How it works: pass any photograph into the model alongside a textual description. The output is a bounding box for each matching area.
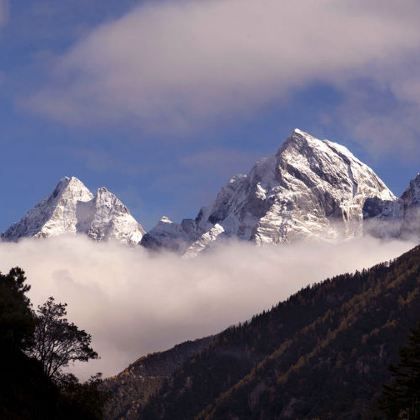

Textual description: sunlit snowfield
[0,235,415,380]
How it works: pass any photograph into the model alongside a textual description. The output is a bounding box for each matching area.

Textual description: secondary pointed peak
[159,216,173,224]
[95,187,129,205]
[401,172,420,203]
[2,175,144,245]
[96,186,112,195]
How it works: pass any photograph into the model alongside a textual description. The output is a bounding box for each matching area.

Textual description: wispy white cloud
[0,235,413,380]
[329,58,420,159]
[25,0,420,135]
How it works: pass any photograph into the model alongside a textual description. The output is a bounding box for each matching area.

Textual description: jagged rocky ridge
[142,129,396,255]
[2,176,145,245]
[3,130,418,251]
[363,173,420,239]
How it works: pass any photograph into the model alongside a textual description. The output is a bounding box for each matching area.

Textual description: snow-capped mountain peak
[144,129,397,254]
[2,177,144,245]
[48,176,94,207]
[2,176,93,240]
[195,129,395,244]
[85,187,144,245]
[4,130,412,255]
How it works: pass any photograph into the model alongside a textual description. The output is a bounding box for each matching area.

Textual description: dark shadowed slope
[103,337,213,419]
[135,245,420,420]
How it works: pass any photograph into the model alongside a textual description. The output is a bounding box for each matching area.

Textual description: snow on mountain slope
[144,129,396,254]
[363,173,420,239]
[2,177,145,245]
[76,187,145,245]
[2,177,93,240]
[197,129,395,244]
[3,130,401,253]
[183,224,225,259]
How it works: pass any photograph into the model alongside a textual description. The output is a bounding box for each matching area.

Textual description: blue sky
[1,0,420,231]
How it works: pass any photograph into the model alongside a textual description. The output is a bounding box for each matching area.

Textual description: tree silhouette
[0,267,34,352]
[28,297,98,380]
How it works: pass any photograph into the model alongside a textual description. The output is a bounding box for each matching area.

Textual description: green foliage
[380,323,420,419]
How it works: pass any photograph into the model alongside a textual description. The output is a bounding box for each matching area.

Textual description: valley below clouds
[0,235,415,380]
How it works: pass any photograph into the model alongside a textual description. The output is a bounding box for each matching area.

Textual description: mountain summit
[3,130,408,251]
[143,129,395,254]
[2,177,145,245]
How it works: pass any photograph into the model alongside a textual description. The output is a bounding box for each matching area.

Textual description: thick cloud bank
[0,235,414,380]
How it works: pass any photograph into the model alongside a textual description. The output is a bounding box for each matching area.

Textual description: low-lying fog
[0,235,415,380]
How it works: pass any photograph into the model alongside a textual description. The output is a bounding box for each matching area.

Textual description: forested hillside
[131,245,420,420]
[104,337,213,419]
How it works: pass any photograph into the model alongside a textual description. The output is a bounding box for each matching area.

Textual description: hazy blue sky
[1,0,420,230]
